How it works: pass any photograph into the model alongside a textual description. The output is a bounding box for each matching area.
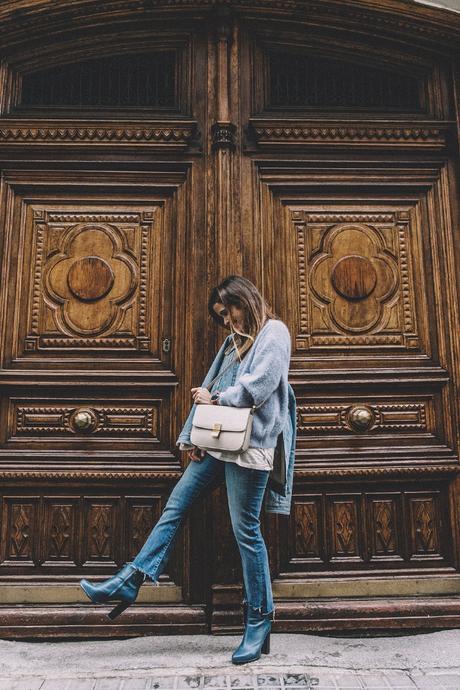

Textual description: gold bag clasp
[211,422,222,438]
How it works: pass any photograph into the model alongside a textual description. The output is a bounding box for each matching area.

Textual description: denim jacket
[176,334,297,515]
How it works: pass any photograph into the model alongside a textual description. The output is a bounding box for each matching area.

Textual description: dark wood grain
[0,0,459,637]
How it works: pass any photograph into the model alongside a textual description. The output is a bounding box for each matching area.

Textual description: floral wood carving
[294,502,320,557]
[26,210,156,352]
[127,504,162,560]
[371,499,398,556]
[8,503,34,559]
[332,500,359,557]
[48,504,73,560]
[293,210,419,350]
[411,498,439,555]
[88,504,114,560]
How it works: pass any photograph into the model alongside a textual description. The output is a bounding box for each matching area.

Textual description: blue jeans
[132,452,274,617]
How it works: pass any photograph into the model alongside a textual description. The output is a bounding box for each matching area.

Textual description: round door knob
[71,408,97,432]
[348,406,374,432]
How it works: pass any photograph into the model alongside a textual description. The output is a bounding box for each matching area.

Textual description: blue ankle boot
[80,563,146,620]
[232,607,272,664]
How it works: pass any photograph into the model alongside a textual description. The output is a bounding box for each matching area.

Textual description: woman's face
[213,302,245,332]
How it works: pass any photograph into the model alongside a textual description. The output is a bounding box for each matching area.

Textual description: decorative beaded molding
[0,466,454,481]
[139,225,149,338]
[297,402,427,434]
[0,470,182,480]
[293,465,459,479]
[306,214,395,223]
[0,122,196,148]
[15,405,157,436]
[47,213,142,223]
[250,121,448,148]
[29,337,138,349]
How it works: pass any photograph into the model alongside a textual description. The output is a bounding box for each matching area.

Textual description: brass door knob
[348,406,374,432]
[71,408,97,432]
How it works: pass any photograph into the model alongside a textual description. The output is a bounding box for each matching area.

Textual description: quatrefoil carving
[44,223,137,336]
[310,224,398,333]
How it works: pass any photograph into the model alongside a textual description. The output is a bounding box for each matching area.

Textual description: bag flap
[193,405,253,432]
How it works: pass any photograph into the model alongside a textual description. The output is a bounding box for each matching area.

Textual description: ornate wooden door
[0,1,459,637]
[206,12,460,632]
[0,23,213,636]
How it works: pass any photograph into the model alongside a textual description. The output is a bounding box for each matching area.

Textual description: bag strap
[205,355,239,392]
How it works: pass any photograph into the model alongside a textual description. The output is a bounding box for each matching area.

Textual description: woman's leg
[224,463,274,618]
[80,452,224,619]
[132,452,224,582]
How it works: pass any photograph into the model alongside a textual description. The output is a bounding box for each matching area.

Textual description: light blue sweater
[217,319,291,447]
[176,318,297,514]
[177,319,291,449]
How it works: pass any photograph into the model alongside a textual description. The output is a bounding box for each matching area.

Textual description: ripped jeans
[132,452,274,618]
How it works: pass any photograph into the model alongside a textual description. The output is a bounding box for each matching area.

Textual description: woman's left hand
[191,387,213,404]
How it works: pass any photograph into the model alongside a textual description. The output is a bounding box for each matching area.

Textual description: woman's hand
[191,387,213,405]
[188,446,205,462]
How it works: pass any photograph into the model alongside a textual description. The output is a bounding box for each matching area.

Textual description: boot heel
[262,632,270,654]
[108,601,130,620]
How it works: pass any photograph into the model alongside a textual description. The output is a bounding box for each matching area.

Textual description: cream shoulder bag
[190,349,266,453]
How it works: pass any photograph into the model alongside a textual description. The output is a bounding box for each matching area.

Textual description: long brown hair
[208,275,278,359]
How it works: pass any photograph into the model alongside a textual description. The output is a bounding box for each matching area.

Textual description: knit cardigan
[176,319,297,514]
[217,319,290,447]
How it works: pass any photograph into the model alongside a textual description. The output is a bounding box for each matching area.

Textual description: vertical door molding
[209,9,242,279]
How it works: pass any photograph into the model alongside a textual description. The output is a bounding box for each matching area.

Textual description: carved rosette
[312,224,397,331]
[293,211,419,350]
[211,122,236,149]
[25,209,156,352]
[45,224,136,336]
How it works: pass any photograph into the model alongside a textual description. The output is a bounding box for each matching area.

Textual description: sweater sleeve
[218,321,291,408]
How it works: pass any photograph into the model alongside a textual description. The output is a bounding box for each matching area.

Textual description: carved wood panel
[0,165,196,382]
[1,195,173,364]
[0,497,39,564]
[290,207,422,352]
[368,495,403,562]
[126,497,163,562]
[0,494,177,580]
[3,395,167,453]
[39,498,80,565]
[235,22,460,611]
[0,29,203,615]
[279,485,453,575]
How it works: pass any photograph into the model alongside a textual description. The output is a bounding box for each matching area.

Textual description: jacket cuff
[179,442,194,450]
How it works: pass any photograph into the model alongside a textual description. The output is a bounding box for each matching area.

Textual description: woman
[80,275,294,665]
